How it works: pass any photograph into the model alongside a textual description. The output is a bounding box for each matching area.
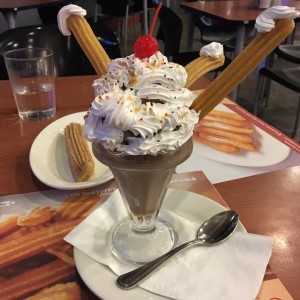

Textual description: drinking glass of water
[4,48,56,120]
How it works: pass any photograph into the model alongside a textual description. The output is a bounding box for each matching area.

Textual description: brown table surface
[0,0,65,9]
[180,0,300,22]
[1,75,300,299]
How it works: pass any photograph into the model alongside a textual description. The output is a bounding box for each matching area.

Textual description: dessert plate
[29,112,113,190]
[74,189,246,300]
[193,104,291,167]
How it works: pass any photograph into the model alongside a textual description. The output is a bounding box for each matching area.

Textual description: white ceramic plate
[29,112,113,190]
[193,104,291,167]
[74,189,246,300]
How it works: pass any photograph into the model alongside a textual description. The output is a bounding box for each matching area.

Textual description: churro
[58,5,110,76]
[0,218,82,268]
[194,134,239,153]
[185,55,225,89]
[0,259,76,300]
[47,242,75,266]
[25,282,81,300]
[191,15,297,117]
[17,206,58,226]
[0,216,19,237]
[198,132,256,151]
[185,42,225,89]
[200,120,254,134]
[199,126,254,144]
[64,123,95,182]
[57,194,101,220]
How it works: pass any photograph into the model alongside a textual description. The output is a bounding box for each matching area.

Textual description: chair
[183,0,255,56]
[0,23,121,80]
[157,5,231,70]
[94,0,131,54]
[253,45,300,138]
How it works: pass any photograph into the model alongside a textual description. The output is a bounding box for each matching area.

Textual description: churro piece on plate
[199,126,254,144]
[25,282,81,300]
[198,132,256,151]
[208,110,246,121]
[185,42,225,89]
[199,120,254,134]
[0,218,82,268]
[58,4,110,76]
[194,134,239,153]
[64,123,95,182]
[0,260,76,300]
[191,7,300,118]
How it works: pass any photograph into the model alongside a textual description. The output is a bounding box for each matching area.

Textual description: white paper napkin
[65,190,273,300]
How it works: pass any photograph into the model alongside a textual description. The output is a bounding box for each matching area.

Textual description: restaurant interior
[1,0,299,141]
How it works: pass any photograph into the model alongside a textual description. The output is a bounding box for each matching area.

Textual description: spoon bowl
[117,210,239,289]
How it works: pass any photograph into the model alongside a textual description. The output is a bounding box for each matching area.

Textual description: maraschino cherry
[134,2,162,58]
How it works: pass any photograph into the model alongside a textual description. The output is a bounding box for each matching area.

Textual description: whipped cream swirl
[84,51,199,155]
[200,42,224,58]
[255,6,300,33]
[57,4,86,36]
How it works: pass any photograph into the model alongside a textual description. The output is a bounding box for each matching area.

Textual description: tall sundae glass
[84,50,198,264]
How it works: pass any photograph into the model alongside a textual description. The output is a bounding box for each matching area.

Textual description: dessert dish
[58,4,110,76]
[191,6,300,117]
[64,122,95,182]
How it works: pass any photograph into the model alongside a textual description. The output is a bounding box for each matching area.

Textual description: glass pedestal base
[107,217,177,265]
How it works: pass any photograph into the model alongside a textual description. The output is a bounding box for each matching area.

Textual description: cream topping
[57,4,86,36]
[255,6,300,33]
[199,42,224,58]
[84,51,199,155]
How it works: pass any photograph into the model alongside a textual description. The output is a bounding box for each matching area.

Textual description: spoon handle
[117,239,198,289]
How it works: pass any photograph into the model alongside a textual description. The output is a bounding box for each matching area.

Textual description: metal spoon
[117,210,239,289]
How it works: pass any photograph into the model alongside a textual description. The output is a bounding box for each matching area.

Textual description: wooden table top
[0,0,65,10]
[181,0,300,22]
[0,75,299,298]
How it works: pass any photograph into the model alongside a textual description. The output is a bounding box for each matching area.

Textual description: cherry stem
[149,2,162,37]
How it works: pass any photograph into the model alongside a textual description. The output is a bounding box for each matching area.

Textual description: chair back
[0,23,121,80]
[156,5,182,59]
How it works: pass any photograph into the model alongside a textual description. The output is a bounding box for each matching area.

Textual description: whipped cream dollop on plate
[84,51,199,155]
[255,5,300,33]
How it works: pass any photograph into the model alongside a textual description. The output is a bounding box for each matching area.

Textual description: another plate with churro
[30,112,113,190]
[193,104,291,167]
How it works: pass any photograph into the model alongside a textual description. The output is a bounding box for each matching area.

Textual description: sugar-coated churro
[191,7,299,117]
[25,282,81,300]
[0,218,82,268]
[58,5,110,76]
[64,123,95,182]
[0,260,76,300]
